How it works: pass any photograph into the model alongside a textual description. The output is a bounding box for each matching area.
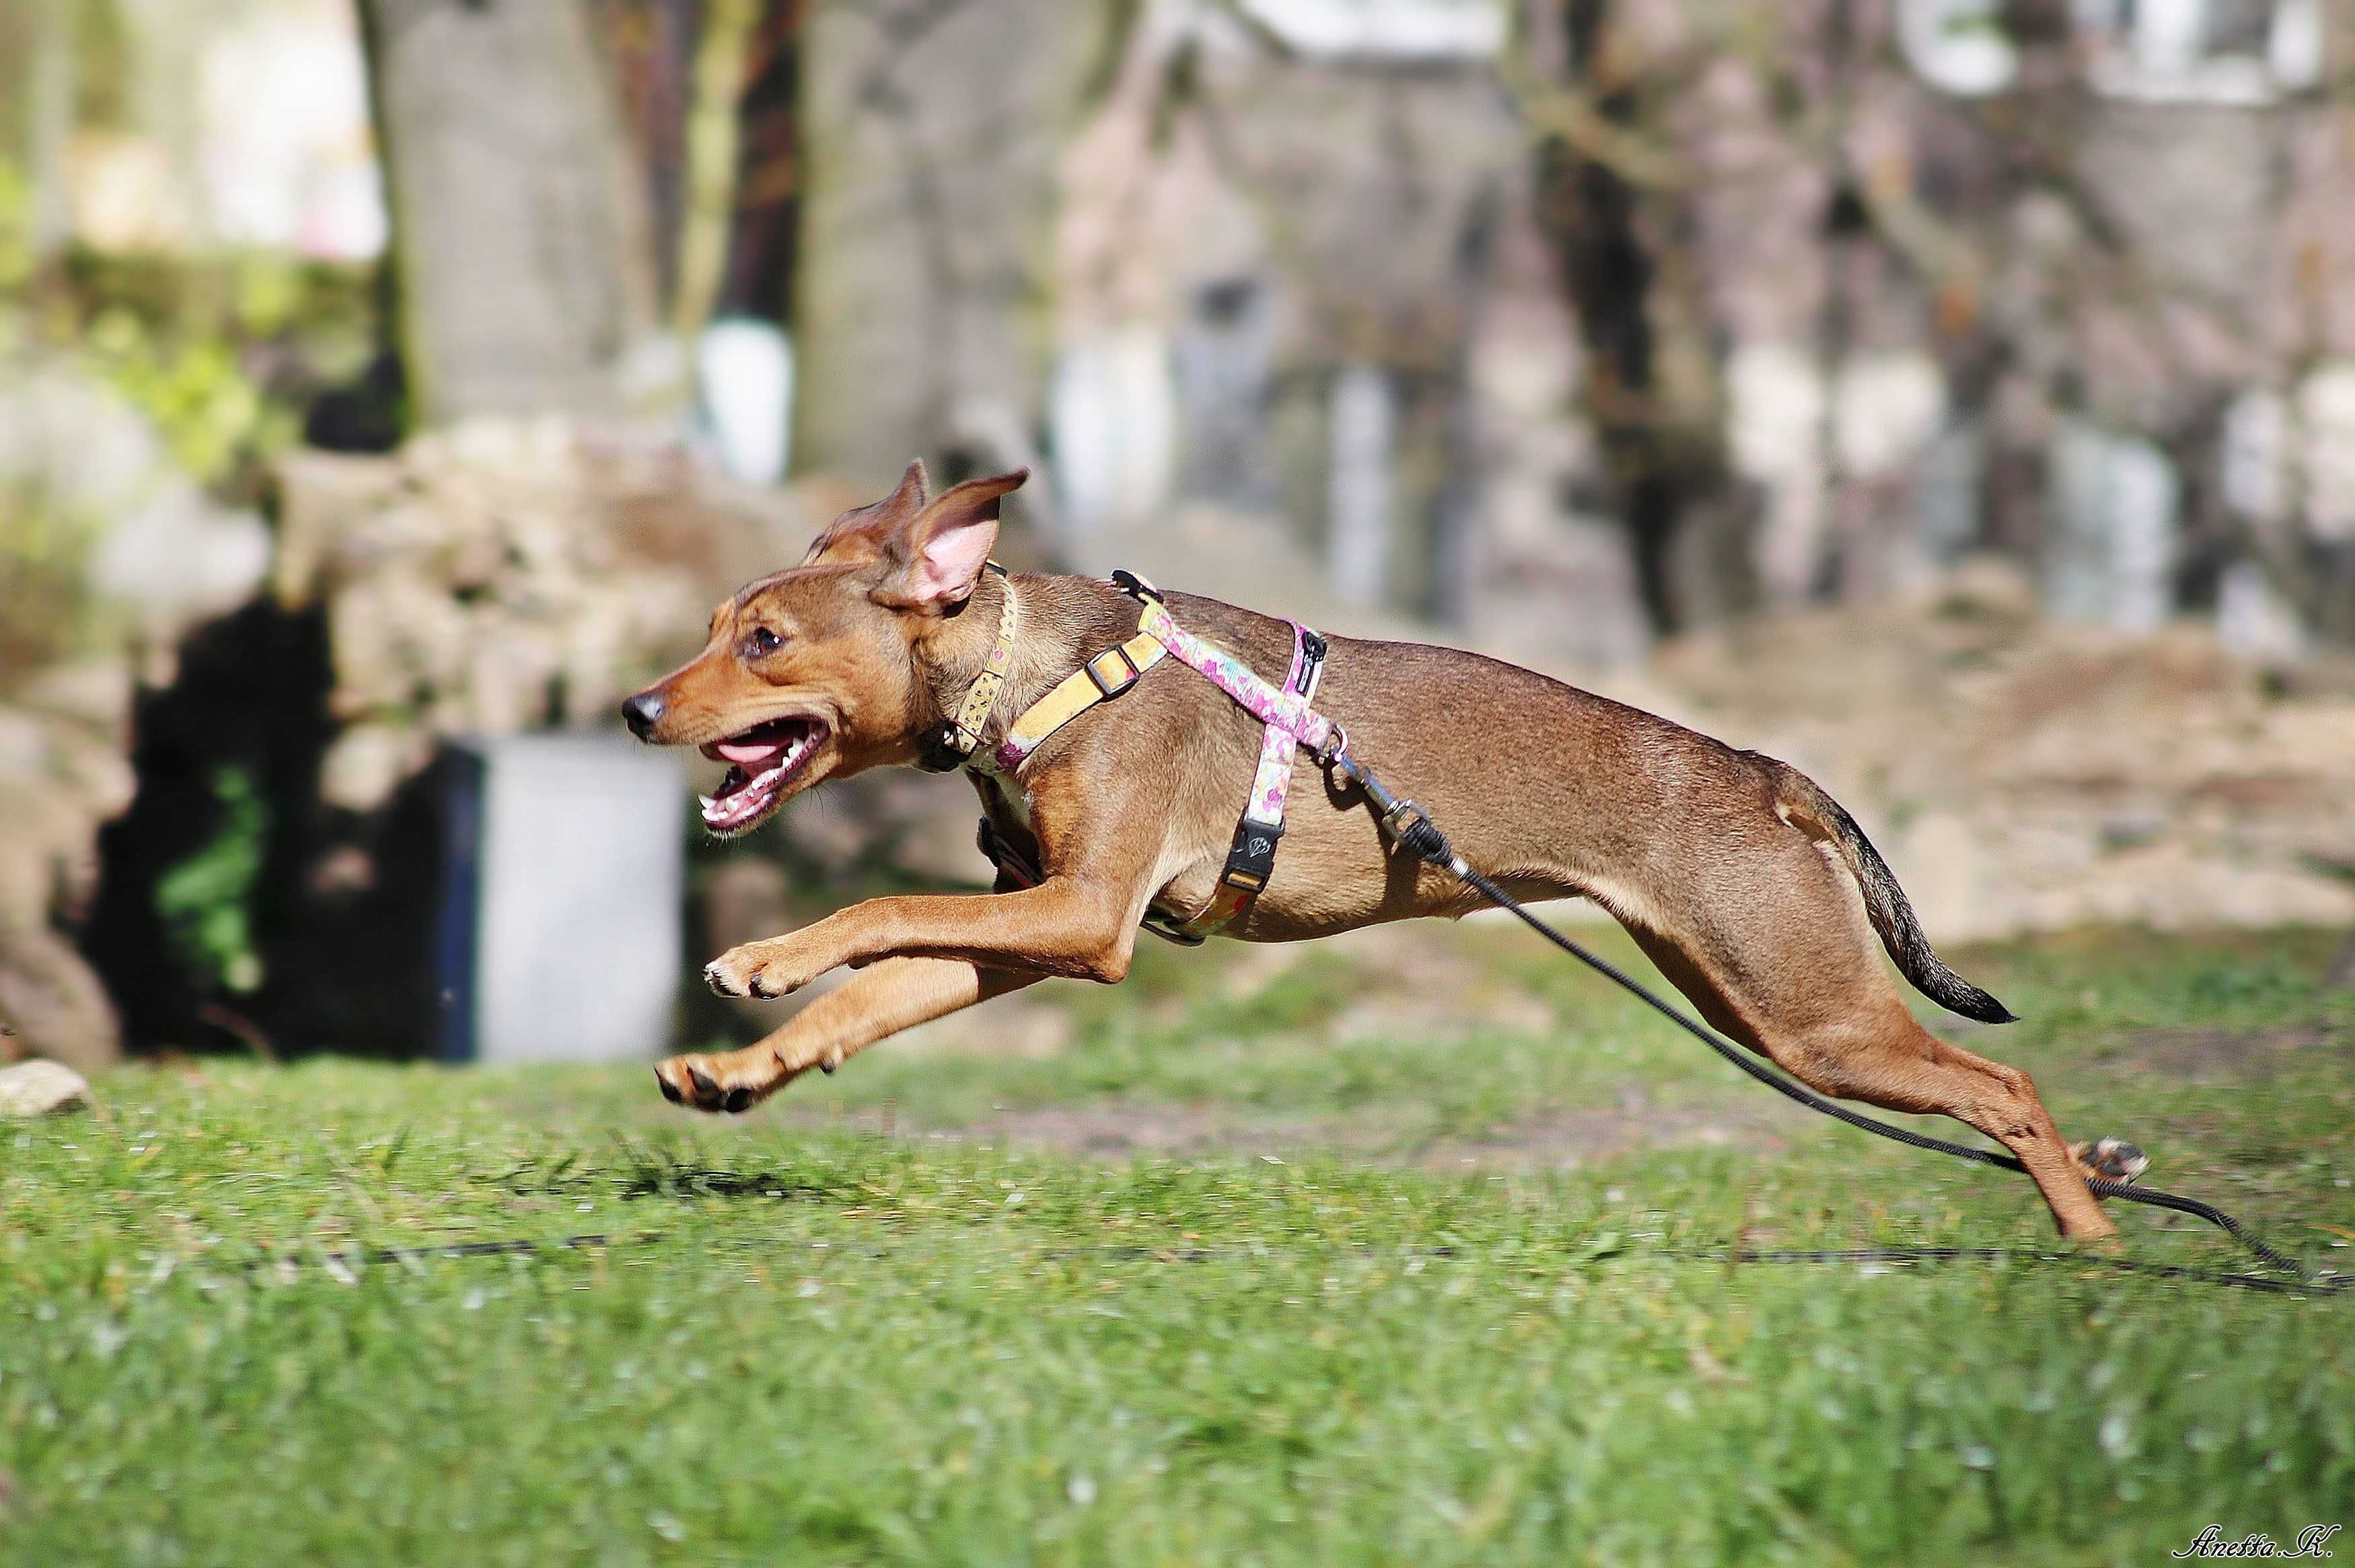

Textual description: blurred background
[3,0,2353,1078]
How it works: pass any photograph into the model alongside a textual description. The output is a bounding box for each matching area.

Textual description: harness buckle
[1085,644,1145,697]
[1220,817,1282,893]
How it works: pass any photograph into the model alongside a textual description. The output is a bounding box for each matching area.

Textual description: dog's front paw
[655,1049,773,1113]
[703,940,811,1000]
[655,1041,842,1113]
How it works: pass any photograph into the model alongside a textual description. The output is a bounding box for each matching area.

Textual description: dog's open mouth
[698,716,829,832]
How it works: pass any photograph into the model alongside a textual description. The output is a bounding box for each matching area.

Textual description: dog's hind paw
[2075,1137,2150,1185]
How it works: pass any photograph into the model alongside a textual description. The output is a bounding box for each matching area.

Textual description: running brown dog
[622,462,2143,1240]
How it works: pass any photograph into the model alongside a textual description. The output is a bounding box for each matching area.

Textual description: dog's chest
[968,760,1217,922]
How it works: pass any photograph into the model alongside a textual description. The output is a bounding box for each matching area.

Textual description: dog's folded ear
[873,468,1028,610]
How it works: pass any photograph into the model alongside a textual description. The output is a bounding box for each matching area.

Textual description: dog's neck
[910,568,1012,733]
[913,572,1140,759]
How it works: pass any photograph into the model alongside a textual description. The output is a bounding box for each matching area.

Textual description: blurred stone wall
[0,361,275,1070]
[275,420,818,812]
[0,663,134,1073]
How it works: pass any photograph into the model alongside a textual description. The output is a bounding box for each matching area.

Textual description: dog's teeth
[698,795,717,811]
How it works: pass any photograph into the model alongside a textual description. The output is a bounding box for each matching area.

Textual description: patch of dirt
[799,1086,1817,1172]
[2093,1024,2344,1083]
[1639,573,2355,941]
[1408,1095,1815,1172]
[912,1106,1325,1161]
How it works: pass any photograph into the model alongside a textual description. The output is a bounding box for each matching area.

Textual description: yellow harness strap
[992,622,1169,770]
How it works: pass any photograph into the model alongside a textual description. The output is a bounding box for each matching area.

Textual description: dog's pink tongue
[713,735,789,768]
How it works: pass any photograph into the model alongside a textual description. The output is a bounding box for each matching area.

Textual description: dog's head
[622,460,1027,837]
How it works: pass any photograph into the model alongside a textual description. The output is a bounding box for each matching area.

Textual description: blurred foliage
[0,157,96,681]
[154,765,270,996]
[1,151,384,682]
[60,250,380,497]
[81,310,291,490]
[67,0,133,130]
[0,160,33,299]
[0,498,98,681]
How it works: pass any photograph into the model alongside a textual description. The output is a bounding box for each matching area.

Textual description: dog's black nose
[622,689,667,740]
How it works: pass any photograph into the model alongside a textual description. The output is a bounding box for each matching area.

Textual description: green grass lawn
[3,926,2352,1565]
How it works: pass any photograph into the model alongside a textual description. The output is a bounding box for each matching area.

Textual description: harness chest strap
[1145,614,1325,943]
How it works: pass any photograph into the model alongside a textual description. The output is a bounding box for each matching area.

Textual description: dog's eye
[744,626,783,658]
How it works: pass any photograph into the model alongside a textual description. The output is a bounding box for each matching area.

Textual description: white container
[456,733,685,1064]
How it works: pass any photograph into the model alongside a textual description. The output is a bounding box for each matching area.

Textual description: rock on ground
[0,1059,92,1118]
[0,927,122,1075]
[0,663,134,1074]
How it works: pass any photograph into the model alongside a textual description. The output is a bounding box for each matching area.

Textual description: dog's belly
[1195,799,1611,944]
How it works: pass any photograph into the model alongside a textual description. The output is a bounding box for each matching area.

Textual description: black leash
[1319,744,2315,1280]
[1693,1246,2349,1296]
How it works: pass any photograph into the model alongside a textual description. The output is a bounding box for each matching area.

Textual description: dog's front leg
[658,956,1040,1112]
[704,877,1146,998]
[708,763,1165,997]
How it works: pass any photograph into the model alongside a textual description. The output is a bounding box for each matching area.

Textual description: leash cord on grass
[1324,749,2314,1279]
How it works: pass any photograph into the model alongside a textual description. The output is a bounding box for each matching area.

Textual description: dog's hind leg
[1618,840,2117,1241]
[1808,1014,2117,1242]
[656,957,1040,1113]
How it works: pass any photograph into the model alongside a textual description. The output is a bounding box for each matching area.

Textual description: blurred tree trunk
[2303,1,2355,644]
[1529,0,1751,634]
[589,0,702,316]
[355,0,663,426]
[668,0,760,340]
[715,0,806,327]
[789,0,1110,489]
[0,0,79,274]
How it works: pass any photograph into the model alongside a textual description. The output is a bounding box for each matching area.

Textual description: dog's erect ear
[874,468,1028,610]
[805,459,931,562]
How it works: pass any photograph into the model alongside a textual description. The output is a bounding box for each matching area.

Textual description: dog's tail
[1764,759,2018,1024]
